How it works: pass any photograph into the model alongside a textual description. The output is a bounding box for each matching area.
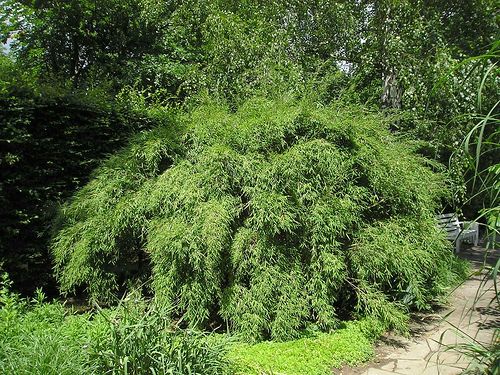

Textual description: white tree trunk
[381,66,402,110]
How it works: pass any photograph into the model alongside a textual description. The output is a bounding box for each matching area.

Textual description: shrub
[52,96,466,341]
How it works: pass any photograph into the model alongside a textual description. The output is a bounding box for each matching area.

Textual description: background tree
[1,0,498,300]
[1,0,177,88]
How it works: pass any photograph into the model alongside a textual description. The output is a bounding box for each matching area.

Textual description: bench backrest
[436,213,461,240]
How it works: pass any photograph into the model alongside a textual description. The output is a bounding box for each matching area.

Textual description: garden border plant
[0,272,235,375]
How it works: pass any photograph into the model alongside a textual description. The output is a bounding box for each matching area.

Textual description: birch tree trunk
[381,66,402,110]
[378,2,403,111]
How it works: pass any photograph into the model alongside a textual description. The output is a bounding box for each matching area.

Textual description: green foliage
[52,96,465,341]
[461,43,500,221]
[0,275,234,375]
[350,0,499,171]
[1,0,167,87]
[231,320,377,375]
[0,273,97,375]
[0,57,164,294]
[443,39,500,375]
[0,271,386,375]
[87,295,234,375]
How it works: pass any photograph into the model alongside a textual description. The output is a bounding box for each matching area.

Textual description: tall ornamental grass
[444,39,500,375]
[0,273,96,375]
[52,96,467,342]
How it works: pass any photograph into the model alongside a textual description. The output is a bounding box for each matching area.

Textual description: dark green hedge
[0,58,157,294]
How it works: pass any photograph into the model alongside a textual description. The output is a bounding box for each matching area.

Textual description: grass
[0,272,389,375]
[0,273,234,375]
[0,275,97,375]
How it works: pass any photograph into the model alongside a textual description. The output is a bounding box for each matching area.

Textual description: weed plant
[52,96,468,341]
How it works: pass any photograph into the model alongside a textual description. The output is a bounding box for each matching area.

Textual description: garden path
[336,241,500,375]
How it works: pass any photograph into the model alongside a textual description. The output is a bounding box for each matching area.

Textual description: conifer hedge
[52,97,464,341]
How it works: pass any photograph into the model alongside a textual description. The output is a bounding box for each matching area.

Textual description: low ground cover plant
[51,96,468,342]
[231,318,383,375]
[0,273,234,375]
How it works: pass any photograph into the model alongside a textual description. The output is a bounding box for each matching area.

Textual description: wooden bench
[436,213,479,253]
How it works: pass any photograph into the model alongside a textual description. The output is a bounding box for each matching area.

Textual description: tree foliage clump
[52,97,465,342]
